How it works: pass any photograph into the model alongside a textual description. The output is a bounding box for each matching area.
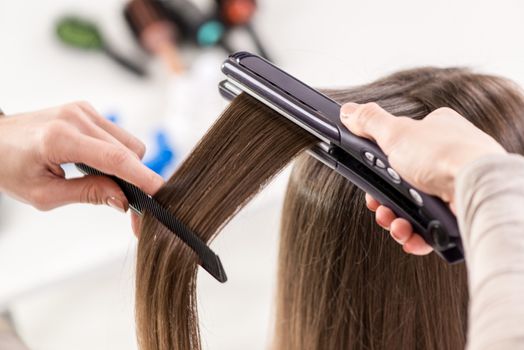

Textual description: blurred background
[0,0,523,349]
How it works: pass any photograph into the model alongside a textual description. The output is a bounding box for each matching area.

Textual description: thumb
[46,175,129,212]
[340,102,400,151]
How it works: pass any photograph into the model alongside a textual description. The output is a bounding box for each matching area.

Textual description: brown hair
[136,93,317,350]
[136,68,524,350]
[275,67,524,350]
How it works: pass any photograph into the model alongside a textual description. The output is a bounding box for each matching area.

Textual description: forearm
[455,154,524,349]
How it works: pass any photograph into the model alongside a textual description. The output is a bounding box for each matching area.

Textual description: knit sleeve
[455,153,524,350]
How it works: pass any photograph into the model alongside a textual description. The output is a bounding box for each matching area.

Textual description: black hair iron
[219,51,464,264]
[74,163,227,283]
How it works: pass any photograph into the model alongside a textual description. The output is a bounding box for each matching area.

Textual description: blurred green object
[56,16,146,77]
[56,17,104,50]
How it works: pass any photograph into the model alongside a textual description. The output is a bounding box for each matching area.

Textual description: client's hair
[136,94,317,350]
[136,68,524,350]
[275,68,524,350]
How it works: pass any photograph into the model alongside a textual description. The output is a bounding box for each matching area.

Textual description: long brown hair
[136,93,317,350]
[275,67,524,350]
[136,68,524,350]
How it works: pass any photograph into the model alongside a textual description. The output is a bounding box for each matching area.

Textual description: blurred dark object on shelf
[215,0,270,59]
[123,0,271,62]
[124,0,185,73]
[216,0,256,26]
[156,0,225,47]
[55,16,148,77]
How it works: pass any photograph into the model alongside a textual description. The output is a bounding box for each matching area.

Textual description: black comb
[74,163,227,283]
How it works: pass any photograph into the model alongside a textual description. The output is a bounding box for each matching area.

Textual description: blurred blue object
[104,114,174,177]
[144,130,176,177]
[105,113,119,124]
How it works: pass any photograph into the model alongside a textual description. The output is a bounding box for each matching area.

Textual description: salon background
[0,0,523,349]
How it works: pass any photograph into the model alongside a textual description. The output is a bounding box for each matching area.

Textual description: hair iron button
[364,151,375,164]
[375,159,386,169]
[386,167,401,183]
[409,188,424,206]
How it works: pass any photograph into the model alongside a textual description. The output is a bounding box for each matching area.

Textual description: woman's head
[135,67,524,350]
[275,67,524,350]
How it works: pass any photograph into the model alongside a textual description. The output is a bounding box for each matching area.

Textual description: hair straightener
[219,51,464,264]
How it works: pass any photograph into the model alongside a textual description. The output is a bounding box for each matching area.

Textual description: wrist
[439,149,507,205]
[451,151,507,198]
[452,148,506,177]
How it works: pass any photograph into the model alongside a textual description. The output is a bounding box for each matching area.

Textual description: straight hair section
[136,93,317,350]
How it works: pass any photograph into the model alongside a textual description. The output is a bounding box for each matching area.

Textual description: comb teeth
[75,163,228,283]
[142,192,228,283]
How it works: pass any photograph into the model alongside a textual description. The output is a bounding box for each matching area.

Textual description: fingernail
[391,230,406,244]
[153,174,165,193]
[107,196,127,213]
[340,102,359,119]
[376,219,389,231]
[390,230,400,241]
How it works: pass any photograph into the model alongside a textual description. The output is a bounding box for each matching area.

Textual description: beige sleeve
[455,153,524,350]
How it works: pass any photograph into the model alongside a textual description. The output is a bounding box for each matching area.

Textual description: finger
[58,104,142,160]
[340,102,408,153]
[36,175,129,211]
[389,218,414,244]
[60,134,164,195]
[403,233,434,255]
[365,193,380,212]
[449,201,457,215]
[78,103,146,159]
[375,205,396,230]
[74,118,140,159]
[131,212,142,238]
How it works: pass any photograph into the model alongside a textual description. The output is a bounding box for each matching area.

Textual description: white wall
[0,1,523,349]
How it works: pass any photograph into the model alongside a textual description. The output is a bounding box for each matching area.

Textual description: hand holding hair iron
[75,163,227,283]
[219,51,464,263]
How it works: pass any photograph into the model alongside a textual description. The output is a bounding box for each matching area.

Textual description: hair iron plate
[219,51,464,264]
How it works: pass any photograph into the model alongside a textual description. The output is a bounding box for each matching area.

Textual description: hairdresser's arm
[340,102,524,349]
[0,102,164,211]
